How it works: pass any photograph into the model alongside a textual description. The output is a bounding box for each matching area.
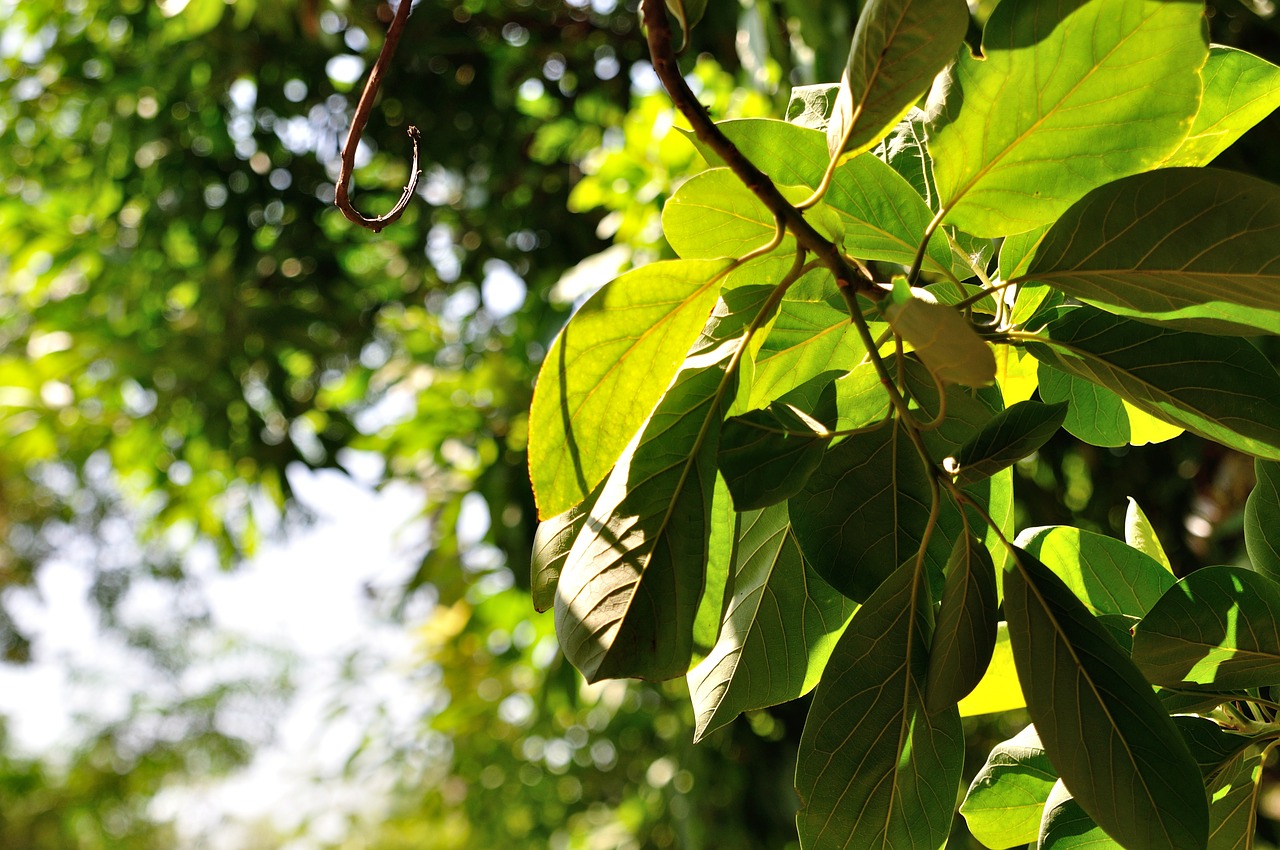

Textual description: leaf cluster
[529,0,1280,846]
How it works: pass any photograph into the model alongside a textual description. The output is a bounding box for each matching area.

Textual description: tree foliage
[529,0,1280,846]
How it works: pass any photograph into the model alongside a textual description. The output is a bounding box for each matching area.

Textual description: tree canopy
[6,0,1280,847]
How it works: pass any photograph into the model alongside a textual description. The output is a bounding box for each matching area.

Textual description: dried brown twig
[334,0,420,232]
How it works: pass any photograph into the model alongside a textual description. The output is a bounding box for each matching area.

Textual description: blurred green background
[3,0,1280,846]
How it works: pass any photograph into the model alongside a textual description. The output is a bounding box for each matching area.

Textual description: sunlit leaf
[825,0,968,161]
[960,725,1056,850]
[795,560,962,850]
[1025,306,1280,461]
[1003,546,1208,850]
[554,342,736,682]
[883,278,995,387]
[706,120,958,275]
[925,534,998,712]
[958,622,1026,716]
[1016,525,1175,618]
[1125,497,1174,576]
[1132,565,1280,690]
[928,0,1207,237]
[786,83,842,131]
[529,259,730,518]
[1020,168,1280,336]
[687,503,856,740]
[1164,45,1280,167]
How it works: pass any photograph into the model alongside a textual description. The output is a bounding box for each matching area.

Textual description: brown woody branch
[334,0,420,232]
[640,0,877,298]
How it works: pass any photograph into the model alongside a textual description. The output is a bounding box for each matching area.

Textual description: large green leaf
[960,724,1056,849]
[707,120,958,275]
[795,560,963,849]
[554,342,735,682]
[928,0,1207,237]
[1025,306,1280,461]
[687,503,856,740]
[925,533,998,712]
[1164,45,1280,168]
[1132,565,1280,690]
[1020,168,1280,336]
[1244,460,1280,581]
[1003,546,1208,850]
[1037,781,1122,849]
[1016,525,1175,619]
[1037,363,1183,447]
[529,259,729,518]
[748,287,870,409]
[790,416,961,601]
[953,400,1066,485]
[958,622,1027,716]
[662,169,802,260]
[825,0,969,160]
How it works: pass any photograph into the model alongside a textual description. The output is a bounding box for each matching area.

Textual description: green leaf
[664,0,707,48]
[824,155,960,276]
[953,400,1066,485]
[1025,306,1280,461]
[531,500,590,613]
[1038,363,1184,448]
[554,342,736,682]
[1003,546,1208,850]
[1038,780,1123,849]
[692,474,736,659]
[1125,497,1174,576]
[748,285,871,409]
[1132,565,1280,690]
[883,278,996,387]
[709,120,959,275]
[718,402,830,511]
[1244,460,1280,581]
[1020,168,1280,336]
[1164,45,1280,168]
[928,0,1207,237]
[1016,525,1175,619]
[795,560,963,850]
[1175,716,1257,777]
[786,83,842,131]
[998,224,1051,283]
[1037,364,1128,447]
[826,0,969,161]
[958,621,1027,716]
[662,169,793,260]
[925,534,998,712]
[791,417,960,601]
[1206,745,1265,850]
[961,725,1056,849]
[687,503,856,740]
[873,114,935,207]
[529,259,730,518]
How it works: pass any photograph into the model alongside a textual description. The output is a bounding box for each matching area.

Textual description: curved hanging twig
[334,0,420,232]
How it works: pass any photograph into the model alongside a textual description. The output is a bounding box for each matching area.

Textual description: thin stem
[641,0,878,301]
[907,208,946,286]
[334,0,420,232]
